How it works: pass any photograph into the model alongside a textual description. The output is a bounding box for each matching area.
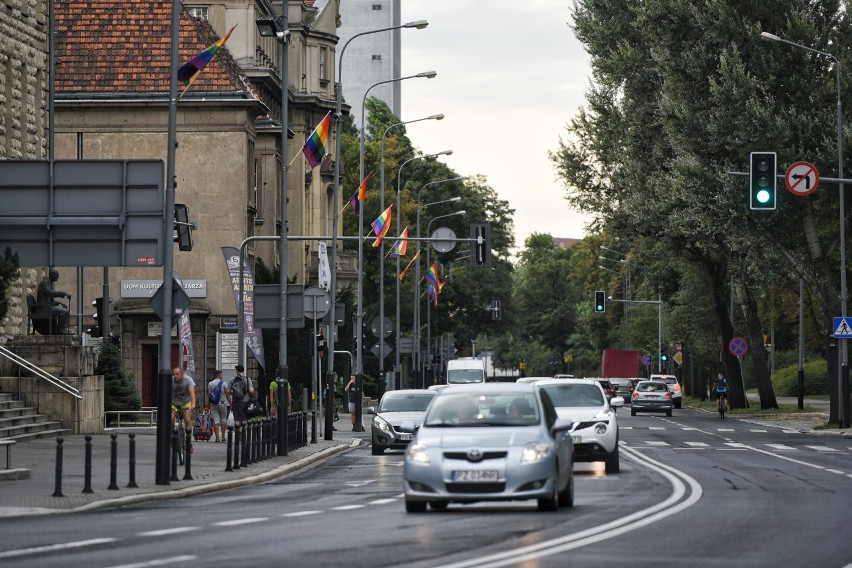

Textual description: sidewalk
[0,418,372,518]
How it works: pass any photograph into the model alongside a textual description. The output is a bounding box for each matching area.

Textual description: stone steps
[0,392,69,442]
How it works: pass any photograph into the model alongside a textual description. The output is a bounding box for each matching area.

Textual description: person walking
[269,369,292,416]
[226,364,254,430]
[206,369,228,442]
[344,374,360,431]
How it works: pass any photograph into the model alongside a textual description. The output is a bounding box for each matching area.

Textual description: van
[446,357,486,385]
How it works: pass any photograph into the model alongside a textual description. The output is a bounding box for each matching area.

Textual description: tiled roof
[55,0,248,96]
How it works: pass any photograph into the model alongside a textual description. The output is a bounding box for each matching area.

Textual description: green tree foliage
[97,340,141,412]
[0,247,20,320]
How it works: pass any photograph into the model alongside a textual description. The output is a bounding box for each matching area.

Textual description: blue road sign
[728,336,748,357]
[642,354,652,366]
[833,317,852,338]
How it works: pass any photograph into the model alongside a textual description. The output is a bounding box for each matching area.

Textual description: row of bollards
[224,416,280,472]
[52,434,139,498]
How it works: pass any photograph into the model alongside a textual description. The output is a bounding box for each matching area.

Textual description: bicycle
[173,406,191,465]
[717,392,728,419]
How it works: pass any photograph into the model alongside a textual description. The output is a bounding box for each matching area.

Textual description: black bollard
[253,419,261,462]
[249,419,257,464]
[127,433,138,488]
[82,435,94,494]
[108,433,119,490]
[225,425,234,472]
[270,416,277,455]
[52,437,64,497]
[240,422,248,467]
[183,429,193,481]
[170,426,179,482]
[233,425,241,470]
[261,418,269,460]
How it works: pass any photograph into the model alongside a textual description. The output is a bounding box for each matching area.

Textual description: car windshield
[539,384,605,407]
[447,369,483,384]
[378,393,434,413]
[424,392,540,427]
[638,382,668,392]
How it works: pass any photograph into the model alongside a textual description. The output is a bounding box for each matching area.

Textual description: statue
[35,268,71,335]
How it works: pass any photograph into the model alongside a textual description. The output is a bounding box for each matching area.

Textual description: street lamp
[355,72,436,426]
[326,19,429,439]
[378,115,443,394]
[760,30,849,427]
[425,209,466,385]
[256,8,291,454]
[394,150,452,388]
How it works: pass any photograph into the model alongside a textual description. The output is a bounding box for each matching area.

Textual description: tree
[0,247,19,321]
[97,340,141,412]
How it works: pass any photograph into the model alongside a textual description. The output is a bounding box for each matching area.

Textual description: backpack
[209,380,224,405]
[230,376,246,400]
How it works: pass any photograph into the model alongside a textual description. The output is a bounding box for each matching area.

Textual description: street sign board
[832,317,852,338]
[303,287,331,320]
[253,284,305,329]
[0,160,165,266]
[642,354,652,366]
[673,351,683,365]
[728,336,748,357]
[431,227,457,253]
[370,316,393,338]
[784,161,819,196]
[149,277,191,321]
[370,342,393,360]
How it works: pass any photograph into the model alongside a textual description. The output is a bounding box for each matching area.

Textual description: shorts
[210,403,228,424]
[231,399,248,423]
[348,401,356,413]
[171,401,192,413]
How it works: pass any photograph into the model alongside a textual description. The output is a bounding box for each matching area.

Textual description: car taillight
[665,392,672,399]
[629,387,634,392]
[632,392,639,399]
[607,388,615,394]
[673,384,681,391]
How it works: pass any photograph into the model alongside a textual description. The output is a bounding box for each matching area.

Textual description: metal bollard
[127,433,138,488]
[225,425,234,472]
[303,412,308,445]
[270,416,277,456]
[241,422,248,467]
[82,435,94,494]
[261,418,269,460]
[250,419,258,463]
[254,419,261,462]
[52,437,64,497]
[233,425,242,470]
[108,433,119,490]
[183,429,193,481]
[170,426,179,482]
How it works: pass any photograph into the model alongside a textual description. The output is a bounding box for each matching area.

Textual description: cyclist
[713,372,728,412]
[171,365,197,435]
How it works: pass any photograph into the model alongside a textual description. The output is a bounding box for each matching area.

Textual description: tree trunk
[737,283,778,409]
[701,258,745,408]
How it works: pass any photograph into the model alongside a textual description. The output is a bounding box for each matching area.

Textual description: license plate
[571,436,582,444]
[398,433,414,441]
[451,470,498,482]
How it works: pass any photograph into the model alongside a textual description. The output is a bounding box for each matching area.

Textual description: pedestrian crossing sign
[832,317,852,338]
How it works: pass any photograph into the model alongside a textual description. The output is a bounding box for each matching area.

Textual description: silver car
[371,390,436,455]
[403,383,574,512]
[631,380,674,416]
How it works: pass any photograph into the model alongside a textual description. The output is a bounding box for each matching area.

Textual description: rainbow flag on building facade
[302,111,332,168]
[178,25,237,97]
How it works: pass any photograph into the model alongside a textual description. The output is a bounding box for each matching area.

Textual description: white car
[535,379,623,473]
[650,374,682,408]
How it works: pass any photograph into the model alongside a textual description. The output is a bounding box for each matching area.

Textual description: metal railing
[0,344,82,400]
[105,407,158,427]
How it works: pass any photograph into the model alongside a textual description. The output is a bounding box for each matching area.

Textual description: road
[1,408,850,568]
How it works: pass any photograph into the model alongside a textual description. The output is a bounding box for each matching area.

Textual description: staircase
[0,392,69,442]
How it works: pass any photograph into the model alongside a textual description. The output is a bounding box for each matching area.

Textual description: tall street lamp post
[394,150,452,388]
[760,31,849,427]
[424,209,466,384]
[256,5,291,455]
[326,19,428,439]
[378,115,443,394]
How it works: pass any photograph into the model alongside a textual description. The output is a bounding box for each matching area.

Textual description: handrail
[0,344,82,400]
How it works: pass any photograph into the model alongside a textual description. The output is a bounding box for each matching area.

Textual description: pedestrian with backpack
[206,369,228,442]
[226,364,254,430]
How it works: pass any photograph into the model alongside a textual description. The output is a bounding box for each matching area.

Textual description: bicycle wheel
[718,399,725,419]
[177,423,186,465]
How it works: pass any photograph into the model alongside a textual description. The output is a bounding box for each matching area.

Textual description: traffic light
[749,152,777,210]
[89,297,105,338]
[492,299,501,320]
[175,203,193,251]
[470,223,492,266]
[594,291,606,313]
[661,348,668,362]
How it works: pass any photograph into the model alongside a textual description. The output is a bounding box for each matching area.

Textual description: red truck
[601,349,640,379]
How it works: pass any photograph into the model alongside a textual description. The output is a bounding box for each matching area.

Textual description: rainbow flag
[425,262,443,291]
[303,111,332,168]
[371,205,393,247]
[348,172,373,216]
[178,25,237,96]
[389,228,410,258]
[426,284,438,306]
[399,251,420,280]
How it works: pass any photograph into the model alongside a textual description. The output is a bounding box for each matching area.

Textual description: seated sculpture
[31,268,71,335]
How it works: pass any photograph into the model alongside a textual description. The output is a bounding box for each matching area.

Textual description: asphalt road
[1,407,850,568]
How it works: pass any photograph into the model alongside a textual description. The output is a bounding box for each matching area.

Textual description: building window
[319,47,328,82]
[371,54,382,61]
[187,6,208,19]
[372,4,382,10]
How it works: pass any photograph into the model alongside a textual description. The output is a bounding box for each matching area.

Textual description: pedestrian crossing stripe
[806,446,839,452]
[833,317,852,337]
[766,444,795,450]
[683,442,709,447]
[644,441,670,446]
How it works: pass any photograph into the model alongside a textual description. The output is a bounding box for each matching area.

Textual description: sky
[398,0,594,252]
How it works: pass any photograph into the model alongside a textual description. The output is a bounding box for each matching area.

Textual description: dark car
[370,390,436,455]
[608,378,635,403]
[586,378,616,402]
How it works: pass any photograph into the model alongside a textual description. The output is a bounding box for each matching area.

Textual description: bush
[96,340,142,412]
[772,359,829,397]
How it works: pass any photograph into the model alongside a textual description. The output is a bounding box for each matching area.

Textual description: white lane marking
[105,557,197,568]
[826,469,845,475]
[212,517,268,527]
[344,479,376,487]
[281,511,321,517]
[644,441,669,446]
[806,446,839,452]
[435,446,702,568]
[332,504,365,511]
[683,442,709,447]
[649,427,665,430]
[717,428,735,432]
[620,426,633,430]
[725,443,748,448]
[0,538,117,560]
[369,498,397,505]
[782,430,800,434]
[682,427,699,431]
[750,429,768,433]
[139,527,199,537]
[766,444,796,450]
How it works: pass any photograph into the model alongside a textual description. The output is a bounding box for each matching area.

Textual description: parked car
[608,378,635,403]
[631,380,673,416]
[370,390,436,455]
[536,379,623,473]
[403,383,575,512]
[585,377,617,402]
[649,374,682,408]
[515,377,554,384]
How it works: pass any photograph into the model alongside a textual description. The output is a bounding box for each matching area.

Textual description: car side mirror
[551,417,574,434]
[610,396,625,408]
[365,406,377,415]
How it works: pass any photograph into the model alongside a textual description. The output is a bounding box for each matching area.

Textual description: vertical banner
[221,247,266,370]
[317,241,331,291]
[173,271,196,380]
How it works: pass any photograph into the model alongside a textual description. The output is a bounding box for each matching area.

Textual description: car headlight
[372,416,392,433]
[521,442,551,463]
[594,423,607,435]
[407,443,430,463]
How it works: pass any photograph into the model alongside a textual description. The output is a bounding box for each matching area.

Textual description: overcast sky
[398,0,594,251]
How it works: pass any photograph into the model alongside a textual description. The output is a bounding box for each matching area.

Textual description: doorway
[141,344,178,407]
